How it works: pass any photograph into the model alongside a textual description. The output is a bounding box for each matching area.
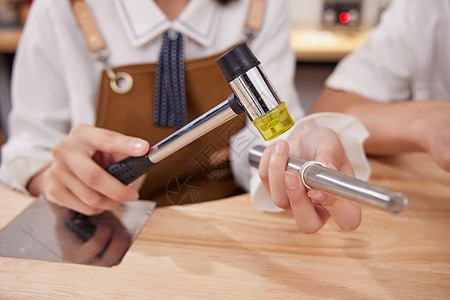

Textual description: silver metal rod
[148,100,237,163]
[248,145,408,213]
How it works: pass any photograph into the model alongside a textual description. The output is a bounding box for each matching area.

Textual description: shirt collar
[114,0,220,48]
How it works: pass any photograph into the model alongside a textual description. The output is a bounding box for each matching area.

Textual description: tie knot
[166,30,181,41]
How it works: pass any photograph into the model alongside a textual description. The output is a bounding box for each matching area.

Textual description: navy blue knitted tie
[154,30,187,130]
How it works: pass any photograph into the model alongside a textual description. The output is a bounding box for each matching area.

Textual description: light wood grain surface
[290,27,369,62]
[0,153,449,299]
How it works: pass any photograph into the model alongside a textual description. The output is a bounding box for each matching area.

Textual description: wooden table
[0,153,449,299]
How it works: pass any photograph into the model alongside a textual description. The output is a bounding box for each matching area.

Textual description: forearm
[310,88,438,155]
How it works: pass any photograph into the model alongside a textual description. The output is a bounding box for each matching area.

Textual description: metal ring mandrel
[298,160,326,189]
[248,145,408,214]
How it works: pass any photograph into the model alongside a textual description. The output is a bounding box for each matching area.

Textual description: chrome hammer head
[217,43,295,141]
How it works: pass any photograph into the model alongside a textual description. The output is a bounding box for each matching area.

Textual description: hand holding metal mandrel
[248,146,407,213]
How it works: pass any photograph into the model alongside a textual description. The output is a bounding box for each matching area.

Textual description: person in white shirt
[311,0,450,172]
[1,0,369,233]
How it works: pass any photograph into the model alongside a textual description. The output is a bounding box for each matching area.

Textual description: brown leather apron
[70,0,266,206]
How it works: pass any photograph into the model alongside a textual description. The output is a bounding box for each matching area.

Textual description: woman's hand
[28,124,149,215]
[259,127,361,233]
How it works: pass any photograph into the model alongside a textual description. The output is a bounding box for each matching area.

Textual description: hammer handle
[106,155,156,185]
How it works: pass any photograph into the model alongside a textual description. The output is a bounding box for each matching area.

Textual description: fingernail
[274,141,287,154]
[129,139,146,151]
[284,172,298,189]
[308,190,326,202]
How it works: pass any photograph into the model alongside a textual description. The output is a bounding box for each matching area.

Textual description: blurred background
[0,0,391,146]
[289,0,391,112]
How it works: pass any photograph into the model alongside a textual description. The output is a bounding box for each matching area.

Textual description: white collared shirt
[1,0,370,212]
[326,0,450,102]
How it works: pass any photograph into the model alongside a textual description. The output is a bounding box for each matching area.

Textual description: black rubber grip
[106,155,156,185]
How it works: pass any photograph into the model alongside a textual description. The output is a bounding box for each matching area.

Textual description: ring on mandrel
[299,161,326,189]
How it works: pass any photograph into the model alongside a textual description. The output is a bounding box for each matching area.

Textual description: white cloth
[1,0,370,212]
[326,0,450,103]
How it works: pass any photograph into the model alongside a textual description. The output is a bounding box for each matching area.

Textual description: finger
[268,141,291,209]
[284,170,327,233]
[308,162,361,231]
[53,165,121,211]
[58,124,147,201]
[70,124,149,157]
[301,130,361,230]
[75,153,140,202]
[258,145,274,193]
[53,145,140,203]
[308,188,361,231]
[312,204,331,224]
[309,132,354,177]
[46,181,104,216]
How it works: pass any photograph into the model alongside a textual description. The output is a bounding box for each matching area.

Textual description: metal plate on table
[0,195,156,267]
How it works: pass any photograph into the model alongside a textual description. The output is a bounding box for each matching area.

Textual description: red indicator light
[339,12,350,24]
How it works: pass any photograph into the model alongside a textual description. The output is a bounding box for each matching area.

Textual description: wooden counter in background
[0,152,449,299]
[0,29,21,54]
[1,27,370,61]
[290,27,370,62]
[0,1,28,53]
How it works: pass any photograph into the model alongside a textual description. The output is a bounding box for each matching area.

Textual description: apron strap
[69,0,267,94]
[70,0,108,58]
[70,0,134,94]
[245,0,267,42]
[70,0,267,55]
